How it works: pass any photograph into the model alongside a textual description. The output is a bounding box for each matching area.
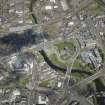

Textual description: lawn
[95,0,105,8]
[92,96,98,105]
[73,56,92,71]
[89,1,105,16]
[71,72,85,81]
[34,52,44,63]
[39,80,50,87]
[49,53,66,68]
[73,58,82,68]
[19,75,31,87]
[55,40,75,51]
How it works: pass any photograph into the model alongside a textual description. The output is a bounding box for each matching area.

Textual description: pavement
[56,68,105,105]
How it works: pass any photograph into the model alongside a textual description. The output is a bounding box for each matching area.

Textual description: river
[40,49,105,105]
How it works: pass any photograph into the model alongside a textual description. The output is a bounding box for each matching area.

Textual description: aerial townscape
[0,0,105,105]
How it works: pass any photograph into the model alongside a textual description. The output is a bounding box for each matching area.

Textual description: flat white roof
[45,6,52,10]
[38,96,48,104]
[68,21,74,26]
[61,0,69,11]
[58,82,62,87]
[50,0,56,3]
[16,10,23,14]
[18,20,23,24]
[54,5,58,9]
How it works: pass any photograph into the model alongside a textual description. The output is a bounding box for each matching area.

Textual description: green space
[92,96,98,105]
[49,53,66,68]
[95,0,105,8]
[54,39,76,61]
[34,52,44,63]
[98,48,105,63]
[0,72,31,90]
[55,40,75,51]
[71,55,97,82]
[39,80,50,87]
[89,1,105,16]
[49,52,92,73]
[73,56,93,72]
[73,57,82,68]
[19,75,31,87]
[71,72,85,82]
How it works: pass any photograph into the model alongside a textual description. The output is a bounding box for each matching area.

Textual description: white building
[45,6,52,10]
[38,95,48,105]
[61,0,69,11]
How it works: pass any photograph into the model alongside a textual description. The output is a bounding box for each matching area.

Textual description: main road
[28,58,39,105]
[56,68,105,105]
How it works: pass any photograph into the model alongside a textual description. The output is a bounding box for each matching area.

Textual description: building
[8,53,33,74]
[60,0,69,11]
[81,49,102,68]
[37,94,48,105]
[85,39,96,48]
[39,61,58,81]
[10,89,21,102]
